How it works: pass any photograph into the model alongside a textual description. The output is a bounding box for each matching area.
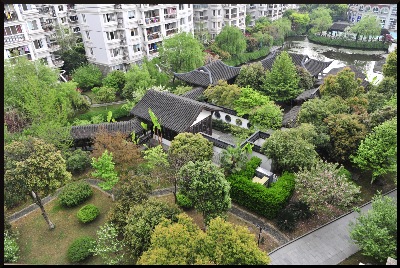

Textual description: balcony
[164,14,177,20]
[166,28,177,36]
[4,34,26,45]
[231,13,237,18]
[194,16,208,21]
[147,32,160,41]
[145,16,160,25]
[4,10,19,23]
[249,6,256,9]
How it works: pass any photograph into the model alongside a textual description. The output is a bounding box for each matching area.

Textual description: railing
[231,13,237,18]
[4,34,26,44]
[164,14,177,20]
[147,32,160,40]
[4,11,19,22]
[166,28,177,36]
[200,132,235,149]
[145,16,160,24]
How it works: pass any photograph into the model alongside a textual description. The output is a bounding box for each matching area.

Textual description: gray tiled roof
[282,105,301,128]
[70,118,143,140]
[326,65,369,88]
[181,87,206,100]
[304,58,333,76]
[295,87,320,103]
[130,90,221,133]
[328,22,351,32]
[173,60,241,87]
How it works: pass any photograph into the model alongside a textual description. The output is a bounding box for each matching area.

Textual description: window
[27,20,38,30]
[110,48,120,57]
[179,4,184,10]
[213,22,216,28]
[180,18,184,25]
[218,10,221,15]
[188,15,192,22]
[86,31,90,39]
[235,118,242,126]
[211,34,215,39]
[218,22,220,28]
[128,10,135,19]
[213,10,216,16]
[373,7,379,13]
[90,48,93,55]
[187,4,190,9]
[82,14,86,22]
[103,13,115,23]
[58,5,63,12]
[21,4,32,11]
[33,39,43,49]
[131,28,138,36]
[365,6,371,12]
[61,17,66,23]
[214,111,221,118]
[381,7,389,14]
[133,44,140,52]
[106,31,118,40]
[4,25,23,35]
[225,115,231,122]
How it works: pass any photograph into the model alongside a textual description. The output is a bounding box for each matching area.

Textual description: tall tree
[60,44,88,76]
[168,133,214,203]
[289,12,310,35]
[235,62,266,91]
[351,118,397,184]
[122,64,155,100]
[320,67,365,99]
[309,7,333,35]
[4,138,72,229]
[382,49,397,79]
[295,160,361,214]
[203,80,242,109]
[91,150,119,191]
[54,24,78,53]
[214,25,247,58]
[178,160,231,227]
[71,63,103,91]
[349,193,397,262]
[159,32,205,73]
[92,223,126,265]
[296,66,314,90]
[102,70,126,95]
[350,14,382,41]
[220,143,253,176]
[262,51,301,102]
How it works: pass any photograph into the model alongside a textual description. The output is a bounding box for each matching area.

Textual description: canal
[282,35,389,83]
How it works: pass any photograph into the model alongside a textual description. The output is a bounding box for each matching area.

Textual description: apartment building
[348,4,397,34]
[246,4,291,27]
[74,4,193,74]
[193,4,246,41]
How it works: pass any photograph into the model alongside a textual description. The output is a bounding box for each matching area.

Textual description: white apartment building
[348,4,397,34]
[246,4,291,27]
[192,4,246,40]
[74,4,193,74]
[4,3,63,67]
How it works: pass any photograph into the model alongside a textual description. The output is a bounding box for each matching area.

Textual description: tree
[309,7,333,35]
[349,193,397,262]
[91,223,126,265]
[262,51,301,102]
[102,70,126,95]
[382,49,397,79]
[296,66,314,90]
[203,80,242,108]
[54,24,77,53]
[261,123,320,172]
[178,160,231,226]
[320,67,365,99]
[289,12,310,35]
[91,129,142,170]
[57,81,90,115]
[220,143,253,176]
[324,113,367,162]
[60,44,88,76]
[159,32,205,73]
[4,230,20,263]
[141,145,171,185]
[91,150,119,191]
[235,62,266,91]
[173,85,193,96]
[143,57,171,87]
[295,159,361,214]
[168,133,214,202]
[91,86,117,102]
[350,14,382,41]
[351,118,397,184]
[123,198,181,260]
[71,64,103,91]
[4,138,72,229]
[122,64,155,100]
[214,26,247,58]
[138,214,271,265]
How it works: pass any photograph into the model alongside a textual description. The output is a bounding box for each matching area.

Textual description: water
[282,36,388,83]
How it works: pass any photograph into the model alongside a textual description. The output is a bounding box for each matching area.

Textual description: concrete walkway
[268,189,397,265]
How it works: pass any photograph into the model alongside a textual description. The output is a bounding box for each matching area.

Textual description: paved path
[268,189,397,265]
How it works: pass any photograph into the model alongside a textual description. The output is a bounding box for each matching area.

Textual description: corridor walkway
[268,189,397,265]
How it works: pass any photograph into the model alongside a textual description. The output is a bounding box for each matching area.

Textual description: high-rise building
[348,4,397,32]
[246,4,292,27]
[192,4,246,41]
[74,4,193,74]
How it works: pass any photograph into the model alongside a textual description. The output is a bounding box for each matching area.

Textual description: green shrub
[77,204,100,223]
[223,47,270,66]
[176,192,193,209]
[66,149,91,174]
[4,231,19,263]
[67,236,96,263]
[276,208,297,232]
[73,105,128,122]
[308,34,389,50]
[59,181,93,207]
[235,156,262,178]
[337,167,352,181]
[212,119,231,133]
[227,171,295,219]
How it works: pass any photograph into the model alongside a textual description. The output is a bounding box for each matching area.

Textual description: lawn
[11,186,114,265]
[71,103,126,122]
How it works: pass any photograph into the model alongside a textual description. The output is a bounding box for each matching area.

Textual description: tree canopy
[235,62,266,91]
[320,67,365,99]
[203,80,242,109]
[350,14,382,41]
[382,49,397,79]
[214,26,247,58]
[122,63,155,100]
[158,32,205,73]
[71,63,103,91]
[262,51,301,102]
[309,7,333,35]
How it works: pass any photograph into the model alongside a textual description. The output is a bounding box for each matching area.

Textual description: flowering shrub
[4,231,19,263]
[294,160,361,214]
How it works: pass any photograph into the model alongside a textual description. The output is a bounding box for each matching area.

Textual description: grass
[154,193,280,253]
[11,186,113,265]
[82,91,123,105]
[71,103,126,122]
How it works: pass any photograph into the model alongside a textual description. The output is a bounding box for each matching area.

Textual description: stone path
[268,189,397,265]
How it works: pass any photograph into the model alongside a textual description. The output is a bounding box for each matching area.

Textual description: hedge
[227,157,295,219]
[223,47,270,67]
[308,34,389,51]
[77,204,100,223]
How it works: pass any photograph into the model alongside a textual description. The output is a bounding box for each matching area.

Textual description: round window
[235,118,242,126]
[214,111,221,118]
[225,115,231,122]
